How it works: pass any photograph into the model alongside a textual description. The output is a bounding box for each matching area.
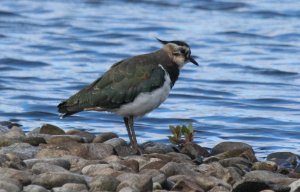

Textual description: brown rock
[66,129,95,143]
[35,148,70,158]
[142,142,174,154]
[140,160,168,171]
[180,142,209,158]
[23,184,49,192]
[219,157,252,168]
[214,148,257,162]
[93,132,118,143]
[81,164,111,176]
[267,152,299,169]
[88,175,120,192]
[160,162,196,177]
[0,143,38,159]
[172,179,204,192]
[208,186,230,192]
[40,124,65,135]
[53,183,88,192]
[139,169,166,185]
[119,159,139,173]
[87,143,114,159]
[31,162,69,174]
[3,126,25,139]
[32,172,86,189]
[212,142,253,155]
[61,155,104,173]
[24,158,70,169]
[117,173,153,192]
[195,174,232,191]
[46,135,83,144]
[245,170,296,186]
[0,167,32,185]
[114,145,136,157]
[123,155,151,169]
[197,162,234,185]
[23,136,46,146]
[104,138,127,148]
[252,161,278,172]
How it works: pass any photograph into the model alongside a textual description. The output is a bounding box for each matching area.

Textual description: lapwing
[58,38,198,153]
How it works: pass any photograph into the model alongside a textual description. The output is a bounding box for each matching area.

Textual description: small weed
[168,123,195,146]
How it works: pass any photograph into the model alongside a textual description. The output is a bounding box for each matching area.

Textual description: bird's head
[157,38,198,69]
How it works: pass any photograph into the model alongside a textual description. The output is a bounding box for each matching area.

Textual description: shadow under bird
[58,38,198,153]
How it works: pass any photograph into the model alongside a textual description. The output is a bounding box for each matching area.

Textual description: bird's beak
[189,56,199,66]
[156,37,169,45]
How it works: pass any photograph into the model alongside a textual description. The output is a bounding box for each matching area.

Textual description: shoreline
[0,122,299,192]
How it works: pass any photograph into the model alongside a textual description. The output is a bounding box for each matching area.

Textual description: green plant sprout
[168,123,195,146]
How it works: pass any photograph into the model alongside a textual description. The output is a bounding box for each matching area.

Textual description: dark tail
[57,101,79,118]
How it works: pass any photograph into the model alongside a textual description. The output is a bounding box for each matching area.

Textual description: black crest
[156,38,190,48]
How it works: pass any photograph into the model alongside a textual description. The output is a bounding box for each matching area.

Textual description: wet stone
[180,142,210,158]
[0,167,32,185]
[0,143,38,159]
[267,152,299,169]
[3,126,25,139]
[104,137,127,148]
[81,163,111,176]
[52,183,88,192]
[23,136,46,146]
[219,157,252,168]
[66,129,95,143]
[160,162,196,177]
[171,178,205,192]
[211,142,253,155]
[61,155,104,173]
[46,135,84,144]
[93,132,118,143]
[117,173,153,192]
[142,141,174,154]
[114,145,136,157]
[23,185,50,192]
[24,158,71,170]
[39,124,65,135]
[32,172,86,189]
[252,161,278,172]
[289,179,300,192]
[87,143,114,159]
[140,160,168,171]
[31,162,69,174]
[88,175,120,192]
[0,181,21,192]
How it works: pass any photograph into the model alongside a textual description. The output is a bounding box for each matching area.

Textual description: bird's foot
[131,144,144,155]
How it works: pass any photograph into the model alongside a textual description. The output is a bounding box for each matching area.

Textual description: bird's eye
[180,49,186,54]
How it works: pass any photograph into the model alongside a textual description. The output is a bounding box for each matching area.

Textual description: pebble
[0,143,38,159]
[180,142,209,158]
[92,132,118,143]
[0,122,299,192]
[32,172,87,189]
[66,129,95,143]
[88,175,120,192]
[31,162,69,174]
[23,185,49,192]
[52,183,88,192]
[142,141,175,154]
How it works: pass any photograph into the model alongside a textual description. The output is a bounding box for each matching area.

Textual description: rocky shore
[0,122,299,192]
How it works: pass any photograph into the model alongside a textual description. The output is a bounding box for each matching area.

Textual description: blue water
[0,0,300,158]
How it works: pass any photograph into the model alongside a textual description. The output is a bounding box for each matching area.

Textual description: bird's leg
[128,115,143,154]
[124,117,134,146]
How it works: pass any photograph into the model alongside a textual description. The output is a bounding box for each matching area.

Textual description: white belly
[116,65,171,117]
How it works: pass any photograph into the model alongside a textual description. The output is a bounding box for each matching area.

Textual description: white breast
[116,65,171,117]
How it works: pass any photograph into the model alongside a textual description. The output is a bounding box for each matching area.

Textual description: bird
[57,38,198,153]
